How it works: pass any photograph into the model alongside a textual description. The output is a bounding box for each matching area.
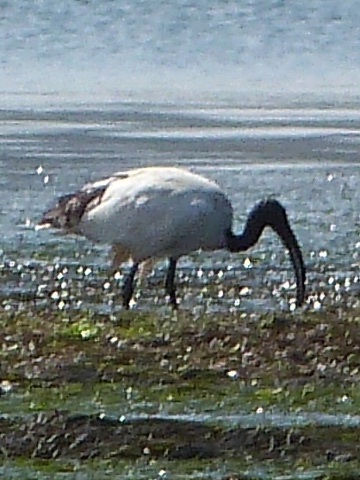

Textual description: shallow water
[1,102,359,313]
[1,100,360,479]
[0,462,324,480]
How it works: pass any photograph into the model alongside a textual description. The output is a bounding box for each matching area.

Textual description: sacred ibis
[38,167,306,308]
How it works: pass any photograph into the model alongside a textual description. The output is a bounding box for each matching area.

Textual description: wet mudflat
[0,303,359,479]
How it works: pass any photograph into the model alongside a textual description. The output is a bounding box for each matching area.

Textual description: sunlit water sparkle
[1,105,360,314]
[1,3,360,478]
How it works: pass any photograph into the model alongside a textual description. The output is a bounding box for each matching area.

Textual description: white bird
[38,166,306,309]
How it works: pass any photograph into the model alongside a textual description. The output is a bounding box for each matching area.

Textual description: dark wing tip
[37,187,106,231]
[37,195,71,230]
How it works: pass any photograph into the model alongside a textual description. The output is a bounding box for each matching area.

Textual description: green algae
[1,458,359,480]
[0,306,359,478]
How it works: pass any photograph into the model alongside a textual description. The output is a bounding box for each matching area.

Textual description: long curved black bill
[227,199,306,307]
[278,227,306,307]
[263,201,306,307]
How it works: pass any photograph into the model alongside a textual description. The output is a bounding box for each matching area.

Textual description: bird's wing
[82,168,158,192]
[37,186,107,231]
[38,169,153,231]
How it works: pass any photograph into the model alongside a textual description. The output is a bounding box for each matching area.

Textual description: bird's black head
[226,198,306,307]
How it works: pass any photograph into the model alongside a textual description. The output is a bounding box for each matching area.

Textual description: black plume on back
[39,186,107,231]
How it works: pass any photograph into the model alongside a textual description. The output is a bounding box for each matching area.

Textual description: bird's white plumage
[78,167,233,262]
[39,166,306,308]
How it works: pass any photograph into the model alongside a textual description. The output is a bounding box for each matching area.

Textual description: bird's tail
[37,187,106,232]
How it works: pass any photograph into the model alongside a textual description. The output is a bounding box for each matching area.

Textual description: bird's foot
[122,276,134,309]
[122,263,139,309]
[167,290,178,310]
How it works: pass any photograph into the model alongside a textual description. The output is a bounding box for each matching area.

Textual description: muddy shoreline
[0,411,359,464]
[0,306,359,474]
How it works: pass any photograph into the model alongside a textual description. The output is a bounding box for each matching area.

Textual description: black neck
[226,199,306,306]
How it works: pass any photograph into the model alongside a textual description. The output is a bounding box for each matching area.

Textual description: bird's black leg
[165,257,178,309]
[122,262,139,309]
